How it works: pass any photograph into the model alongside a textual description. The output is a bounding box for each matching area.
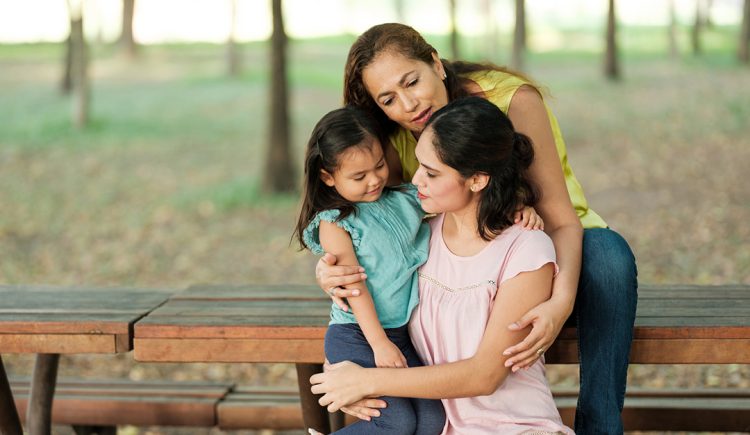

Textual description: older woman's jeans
[570,228,638,435]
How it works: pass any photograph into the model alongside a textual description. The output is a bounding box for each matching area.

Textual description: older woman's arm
[501,85,583,369]
[311,264,555,411]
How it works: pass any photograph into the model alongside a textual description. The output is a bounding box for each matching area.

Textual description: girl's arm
[319,221,407,368]
[502,85,583,369]
[311,263,555,411]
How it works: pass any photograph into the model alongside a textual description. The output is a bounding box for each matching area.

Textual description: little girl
[294,106,446,435]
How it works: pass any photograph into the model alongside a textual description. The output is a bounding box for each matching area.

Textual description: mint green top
[303,185,429,328]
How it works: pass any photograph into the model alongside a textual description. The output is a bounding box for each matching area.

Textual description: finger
[508,313,534,331]
[512,354,543,371]
[505,339,548,367]
[311,383,326,395]
[320,252,338,265]
[332,287,361,298]
[327,273,368,289]
[332,295,350,312]
[318,394,333,407]
[400,354,408,368]
[513,211,521,223]
[310,373,323,385]
[327,402,341,413]
[520,212,530,227]
[357,398,387,409]
[502,330,541,357]
[341,406,372,421]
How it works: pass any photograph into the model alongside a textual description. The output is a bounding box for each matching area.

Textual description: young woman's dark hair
[294,106,383,249]
[425,96,539,241]
[343,23,534,138]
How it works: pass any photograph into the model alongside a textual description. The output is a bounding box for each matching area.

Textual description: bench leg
[0,355,23,435]
[296,363,330,434]
[26,354,60,435]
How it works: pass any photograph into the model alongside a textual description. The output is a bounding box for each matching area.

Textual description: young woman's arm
[502,85,583,369]
[319,221,407,368]
[311,263,555,411]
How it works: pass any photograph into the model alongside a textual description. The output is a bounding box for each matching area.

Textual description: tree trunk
[511,0,526,70]
[61,33,73,94]
[449,0,459,59]
[394,0,406,23]
[604,0,620,80]
[68,1,89,129]
[263,0,295,193]
[739,0,750,63]
[692,0,703,55]
[668,0,679,59]
[226,0,240,76]
[119,0,137,58]
[482,0,498,61]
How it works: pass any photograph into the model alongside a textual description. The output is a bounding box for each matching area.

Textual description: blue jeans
[569,228,638,435]
[325,323,446,435]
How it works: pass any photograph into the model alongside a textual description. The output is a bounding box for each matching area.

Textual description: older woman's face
[362,51,449,135]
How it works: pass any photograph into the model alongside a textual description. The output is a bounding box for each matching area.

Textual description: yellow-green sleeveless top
[389,69,607,229]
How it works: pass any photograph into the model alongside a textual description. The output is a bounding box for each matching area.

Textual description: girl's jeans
[572,228,638,435]
[325,323,446,435]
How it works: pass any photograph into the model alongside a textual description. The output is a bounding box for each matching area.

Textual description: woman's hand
[373,340,408,368]
[315,252,367,312]
[340,398,388,421]
[310,361,375,412]
[501,297,570,371]
[514,206,544,230]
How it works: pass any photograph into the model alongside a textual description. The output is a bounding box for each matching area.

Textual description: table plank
[133,284,750,364]
[0,285,175,353]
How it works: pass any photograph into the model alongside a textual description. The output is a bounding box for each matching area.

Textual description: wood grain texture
[133,284,750,364]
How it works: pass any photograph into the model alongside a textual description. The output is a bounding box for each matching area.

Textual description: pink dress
[408,214,574,435]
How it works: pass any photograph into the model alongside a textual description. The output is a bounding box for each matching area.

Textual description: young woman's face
[362,51,449,135]
[411,128,473,214]
[321,139,389,203]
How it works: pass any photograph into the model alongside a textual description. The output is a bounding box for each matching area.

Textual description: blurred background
[1,0,749,433]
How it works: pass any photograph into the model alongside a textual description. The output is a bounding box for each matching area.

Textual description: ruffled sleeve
[302,209,362,255]
[500,230,559,285]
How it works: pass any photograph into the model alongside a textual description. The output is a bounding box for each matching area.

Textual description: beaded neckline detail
[418,272,496,293]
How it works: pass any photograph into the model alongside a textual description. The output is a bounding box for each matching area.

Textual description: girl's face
[362,51,448,136]
[412,128,474,214]
[321,139,389,203]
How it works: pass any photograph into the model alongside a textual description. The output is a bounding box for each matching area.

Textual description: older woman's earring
[442,72,447,80]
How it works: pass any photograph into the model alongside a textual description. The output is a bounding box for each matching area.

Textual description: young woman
[311,97,574,435]
[315,23,637,434]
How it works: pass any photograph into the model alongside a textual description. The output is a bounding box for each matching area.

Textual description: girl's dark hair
[425,96,539,241]
[294,106,382,250]
[344,23,534,138]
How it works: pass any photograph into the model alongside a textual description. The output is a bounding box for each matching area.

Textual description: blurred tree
[604,0,620,80]
[61,34,73,94]
[66,0,89,128]
[740,0,750,63]
[394,0,406,23]
[449,0,459,59]
[482,0,498,61]
[263,0,295,193]
[226,0,241,77]
[119,0,137,58]
[511,0,526,70]
[692,0,704,55]
[668,0,679,59]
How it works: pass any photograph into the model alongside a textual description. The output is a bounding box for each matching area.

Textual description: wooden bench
[10,378,233,430]
[11,378,750,432]
[133,283,750,433]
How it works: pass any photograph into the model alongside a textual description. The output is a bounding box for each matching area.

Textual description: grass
[1,25,749,433]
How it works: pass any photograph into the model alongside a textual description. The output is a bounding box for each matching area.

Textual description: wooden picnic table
[0,285,173,435]
[133,283,750,433]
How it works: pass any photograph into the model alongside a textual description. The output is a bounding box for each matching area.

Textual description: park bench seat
[11,378,232,428]
[9,379,750,432]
